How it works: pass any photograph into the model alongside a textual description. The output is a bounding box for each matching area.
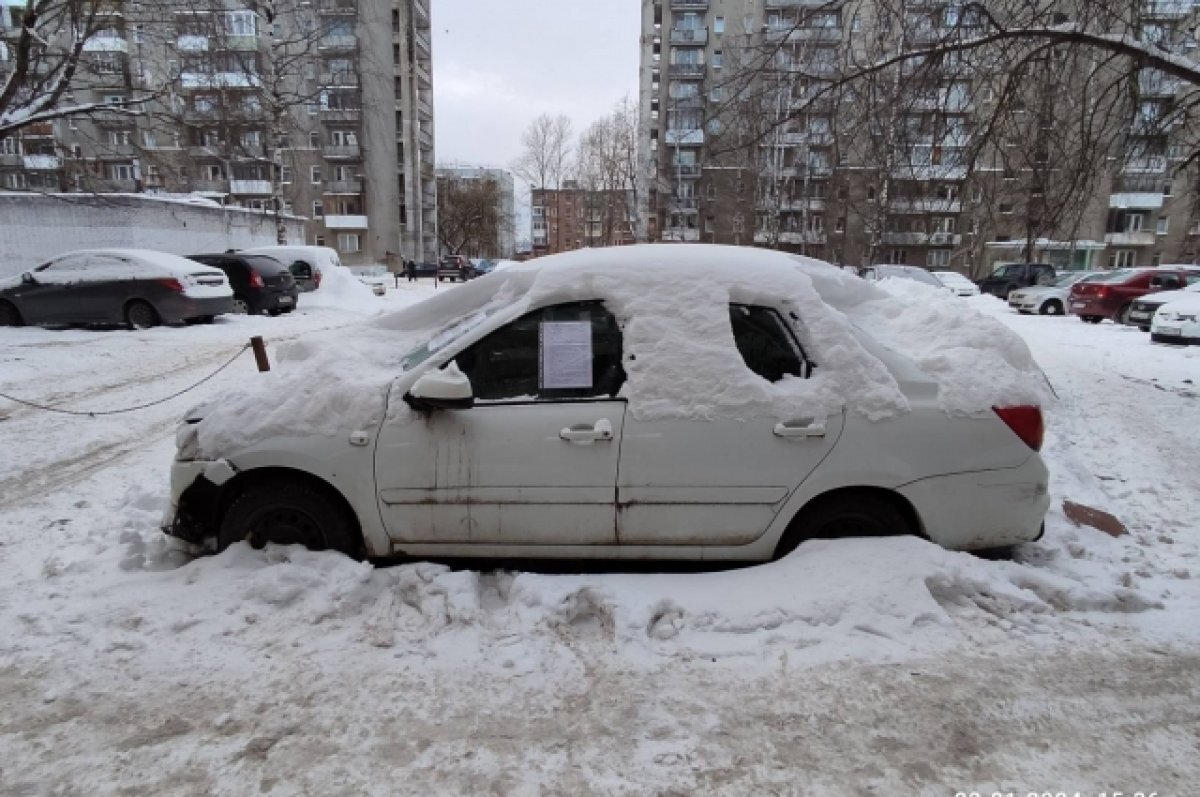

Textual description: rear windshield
[242,256,289,276]
[1090,269,1141,284]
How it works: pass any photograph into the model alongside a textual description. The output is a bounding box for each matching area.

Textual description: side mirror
[21,271,35,285]
[404,362,474,411]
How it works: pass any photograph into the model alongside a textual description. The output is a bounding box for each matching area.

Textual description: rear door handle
[773,418,825,438]
[560,418,614,443]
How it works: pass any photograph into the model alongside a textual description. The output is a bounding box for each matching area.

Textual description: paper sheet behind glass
[541,321,593,389]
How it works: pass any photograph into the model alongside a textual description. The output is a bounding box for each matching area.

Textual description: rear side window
[729,304,807,382]
[243,256,288,276]
[454,301,626,401]
[290,261,313,279]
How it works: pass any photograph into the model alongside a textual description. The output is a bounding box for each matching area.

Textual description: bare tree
[511,113,572,190]
[436,171,507,258]
[574,97,639,246]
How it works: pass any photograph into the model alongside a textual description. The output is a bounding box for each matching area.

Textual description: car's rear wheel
[1116,304,1132,325]
[124,300,160,330]
[0,300,23,327]
[268,308,281,317]
[774,492,915,559]
[1081,315,1102,324]
[1040,300,1063,316]
[1139,325,1150,332]
[219,480,360,557]
[232,296,250,315]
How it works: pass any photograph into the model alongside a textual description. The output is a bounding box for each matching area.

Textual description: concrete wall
[0,193,307,277]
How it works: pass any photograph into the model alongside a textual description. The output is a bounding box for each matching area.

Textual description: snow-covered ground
[1,280,1198,795]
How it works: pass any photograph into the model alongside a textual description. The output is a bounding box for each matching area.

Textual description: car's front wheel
[125,300,160,330]
[1040,300,1063,316]
[219,480,360,557]
[0,300,23,327]
[774,492,914,559]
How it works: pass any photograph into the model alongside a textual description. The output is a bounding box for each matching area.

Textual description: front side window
[454,302,626,402]
[729,304,808,382]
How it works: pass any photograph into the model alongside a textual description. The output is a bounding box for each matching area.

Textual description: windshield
[881,266,941,286]
[399,305,506,372]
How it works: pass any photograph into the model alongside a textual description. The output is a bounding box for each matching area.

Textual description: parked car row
[0,245,348,329]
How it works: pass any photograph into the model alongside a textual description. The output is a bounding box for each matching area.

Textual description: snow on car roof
[34,249,224,281]
[194,245,1048,457]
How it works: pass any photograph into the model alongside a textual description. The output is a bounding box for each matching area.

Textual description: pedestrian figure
[405,259,417,282]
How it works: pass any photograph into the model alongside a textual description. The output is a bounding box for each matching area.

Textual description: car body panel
[1151,294,1200,345]
[1069,268,1191,321]
[932,271,980,296]
[1007,272,1101,313]
[1128,282,1200,328]
[188,254,299,314]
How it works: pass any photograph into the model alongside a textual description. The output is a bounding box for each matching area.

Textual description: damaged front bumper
[161,458,238,546]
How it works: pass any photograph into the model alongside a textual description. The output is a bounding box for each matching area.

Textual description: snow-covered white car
[860,264,949,290]
[1127,281,1200,331]
[1150,293,1200,345]
[350,265,390,296]
[241,245,341,292]
[932,271,980,297]
[1008,271,1101,316]
[164,245,1049,561]
[0,248,233,328]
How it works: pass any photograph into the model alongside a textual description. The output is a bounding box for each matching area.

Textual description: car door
[374,301,627,546]
[616,304,844,546]
[74,253,136,322]
[16,256,90,323]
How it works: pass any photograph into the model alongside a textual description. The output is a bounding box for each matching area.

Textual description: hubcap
[128,305,155,328]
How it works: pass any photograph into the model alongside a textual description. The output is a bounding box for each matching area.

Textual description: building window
[927,249,951,268]
[312,200,324,218]
[866,186,875,201]
[835,216,845,233]
[1108,250,1135,268]
[220,10,256,36]
[712,50,723,69]
[280,166,293,184]
[109,164,135,181]
[999,203,1014,214]
[714,16,724,34]
[889,249,908,264]
[338,233,361,253]
[1162,181,1173,197]
[1150,253,1162,266]
[1125,213,1144,232]
[203,164,223,180]
[1156,217,1169,235]
[310,166,321,184]
[315,235,325,246]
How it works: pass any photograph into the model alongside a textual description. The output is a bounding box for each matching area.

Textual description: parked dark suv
[437,254,475,282]
[187,253,299,316]
[977,263,1056,299]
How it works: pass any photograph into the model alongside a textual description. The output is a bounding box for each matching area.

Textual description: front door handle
[560,418,614,443]
[773,418,825,438]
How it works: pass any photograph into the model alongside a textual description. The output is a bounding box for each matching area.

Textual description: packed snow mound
[300,265,382,314]
[194,245,1048,456]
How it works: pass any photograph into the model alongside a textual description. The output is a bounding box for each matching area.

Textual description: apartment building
[637,0,1199,272]
[532,182,637,256]
[0,0,437,266]
[436,166,517,257]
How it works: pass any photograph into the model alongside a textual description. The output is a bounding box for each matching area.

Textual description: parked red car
[1068,267,1193,324]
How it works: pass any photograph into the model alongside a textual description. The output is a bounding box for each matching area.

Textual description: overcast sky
[431,1,641,172]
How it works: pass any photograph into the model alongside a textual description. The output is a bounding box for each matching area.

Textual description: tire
[268,308,281,317]
[231,296,250,315]
[1081,315,1102,324]
[124,300,160,330]
[1040,299,1063,316]
[218,479,360,557]
[1138,325,1150,333]
[0,301,25,327]
[1116,304,1132,325]
[774,492,914,559]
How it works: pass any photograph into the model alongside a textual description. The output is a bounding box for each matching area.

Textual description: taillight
[249,271,265,288]
[1095,286,1109,299]
[993,405,1044,451]
[313,271,322,288]
[158,278,184,292]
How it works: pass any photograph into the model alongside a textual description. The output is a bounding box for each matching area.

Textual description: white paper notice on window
[541,321,593,389]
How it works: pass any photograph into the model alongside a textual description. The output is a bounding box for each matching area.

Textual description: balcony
[91,109,137,128]
[889,198,962,214]
[1143,0,1190,18]
[777,131,833,146]
[321,108,361,121]
[229,179,272,195]
[417,94,433,119]
[324,214,368,229]
[324,179,362,194]
[1109,192,1164,210]
[319,34,356,50]
[189,179,229,194]
[881,232,929,246]
[418,127,433,149]
[663,227,701,241]
[665,128,704,145]
[767,26,843,43]
[670,0,709,9]
[22,154,63,170]
[928,232,961,246]
[778,164,832,178]
[83,34,127,53]
[96,144,135,159]
[776,198,825,212]
[665,95,704,110]
[1138,70,1180,97]
[317,0,356,14]
[188,145,224,159]
[756,231,827,246]
[99,178,139,192]
[1104,231,1156,246]
[1122,156,1167,174]
[323,144,361,159]
[414,29,431,57]
[669,197,699,211]
[668,63,706,79]
[413,0,430,28]
[767,0,839,6]
[892,164,968,180]
[672,164,702,178]
[670,28,708,46]
[0,153,22,167]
